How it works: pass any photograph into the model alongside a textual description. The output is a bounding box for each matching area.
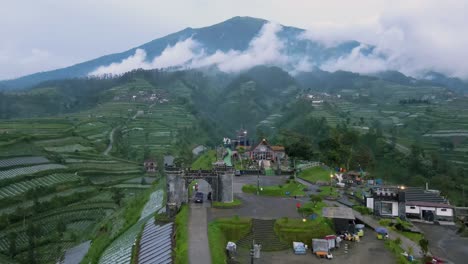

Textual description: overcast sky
[1,0,467,80]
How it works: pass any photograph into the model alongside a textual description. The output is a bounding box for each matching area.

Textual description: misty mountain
[0,16,362,90]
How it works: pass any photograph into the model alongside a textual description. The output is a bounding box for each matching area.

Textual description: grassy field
[297,200,327,216]
[298,166,330,183]
[208,217,252,264]
[191,150,216,170]
[274,217,334,247]
[378,219,424,244]
[212,199,242,208]
[242,180,306,196]
[317,186,340,198]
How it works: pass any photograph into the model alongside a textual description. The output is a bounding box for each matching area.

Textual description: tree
[309,194,322,207]
[112,188,124,207]
[140,177,147,185]
[419,238,429,255]
[284,133,314,161]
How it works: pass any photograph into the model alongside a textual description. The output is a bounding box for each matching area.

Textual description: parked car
[194,192,204,203]
[235,170,241,176]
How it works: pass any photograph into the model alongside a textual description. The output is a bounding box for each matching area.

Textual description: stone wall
[219,173,233,203]
[166,172,187,217]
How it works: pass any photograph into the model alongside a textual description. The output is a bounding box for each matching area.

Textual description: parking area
[232,227,395,264]
[415,223,468,264]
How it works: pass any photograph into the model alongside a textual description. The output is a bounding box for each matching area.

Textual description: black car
[194,192,204,203]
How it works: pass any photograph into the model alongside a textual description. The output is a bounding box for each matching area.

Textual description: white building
[365,186,454,222]
[405,201,454,222]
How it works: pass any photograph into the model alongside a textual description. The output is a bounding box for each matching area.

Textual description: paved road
[349,204,424,258]
[103,127,117,155]
[188,204,212,264]
[209,193,303,221]
[415,223,468,264]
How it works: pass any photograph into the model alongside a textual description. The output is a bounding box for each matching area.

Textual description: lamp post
[257,160,261,195]
[250,240,255,264]
[293,159,296,181]
[244,130,247,147]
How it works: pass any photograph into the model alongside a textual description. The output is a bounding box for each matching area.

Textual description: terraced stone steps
[236,219,289,251]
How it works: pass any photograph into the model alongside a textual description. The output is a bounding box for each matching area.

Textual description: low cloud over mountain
[90,23,289,76]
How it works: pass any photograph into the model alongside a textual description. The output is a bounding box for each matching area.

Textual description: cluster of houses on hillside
[301,92,342,105]
[113,89,169,103]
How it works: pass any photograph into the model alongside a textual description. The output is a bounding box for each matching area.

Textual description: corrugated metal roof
[404,187,447,203]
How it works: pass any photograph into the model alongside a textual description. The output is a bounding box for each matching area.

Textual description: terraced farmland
[139,190,164,220]
[0,78,184,263]
[45,144,94,153]
[0,118,72,137]
[138,222,173,264]
[0,173,81,198]
[0,186,96,215]
[0,164,67,180]
[99,188,164,264]
[0,156,49,168]
[99,215,152,264]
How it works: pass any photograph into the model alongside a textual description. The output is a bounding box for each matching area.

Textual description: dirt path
[188,204,212,264]
[103,127,117,155]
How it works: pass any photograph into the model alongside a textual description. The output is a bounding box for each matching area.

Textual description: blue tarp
[375,227,388,234]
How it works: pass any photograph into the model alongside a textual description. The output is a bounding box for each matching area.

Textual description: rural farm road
[103,127,117,155]
[188,204,212,264]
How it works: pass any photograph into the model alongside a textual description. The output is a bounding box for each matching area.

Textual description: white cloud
[0,48,70,80]
[4,0,466,80]
[90,38,201,75]
[301,0,468,79]
[90,22,289,76]
[195,22,287,72]
[321,44,388,74]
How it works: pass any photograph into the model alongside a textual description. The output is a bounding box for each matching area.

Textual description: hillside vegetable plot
[139,190,164,220]
[0,173,80,199]
[0,156,49,168]
[99,189,165,264]
[44,144,93,153]
[0,164,67,180]
[138,222,173,264]
[99,215,153,264]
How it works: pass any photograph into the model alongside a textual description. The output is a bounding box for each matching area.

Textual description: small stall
[312,239,332,259]
[355,224,365,237]
[324,235,336,250]
[293,242,307,255]
[375,227,388,240]
[322,207,356,234]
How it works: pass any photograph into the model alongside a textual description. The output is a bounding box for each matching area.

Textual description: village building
[365,186,405,218]
[144,159,157,173]
[404,186,453,222]
[365,185,454,222]
[249,139,286,162]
